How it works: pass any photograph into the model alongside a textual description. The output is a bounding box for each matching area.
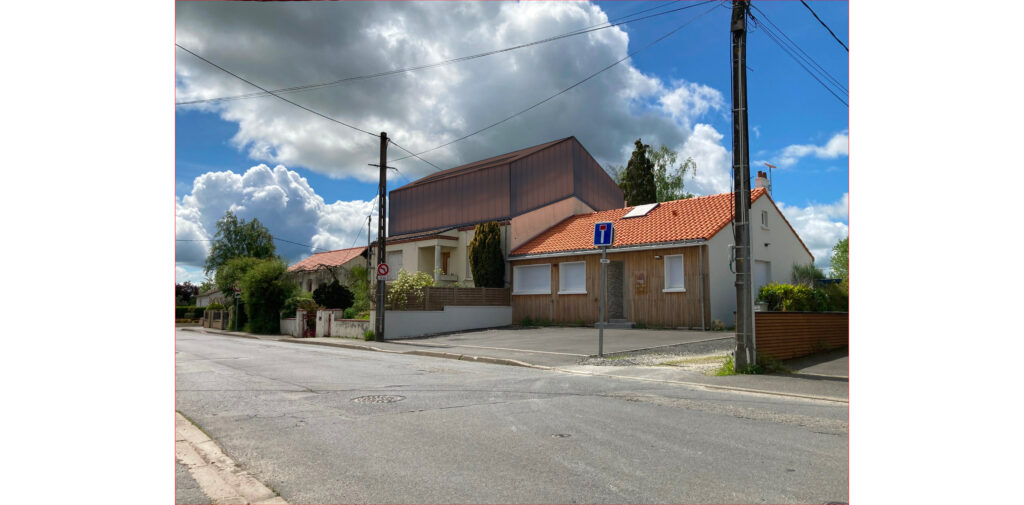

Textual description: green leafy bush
[313,281,354,310]
[758,283,829,312]
[175,306,195,319]
[468,221,504,288]
[387,270,434,309]
[280,291,318,318]
[187,306,207,319]
[241,258,297,334]
[207,302,225,310]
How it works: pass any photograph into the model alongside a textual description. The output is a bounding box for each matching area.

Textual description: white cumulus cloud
[777,132,849,168]
[175,165,377,270]
[175,1,730,181]
[776,193,849,269]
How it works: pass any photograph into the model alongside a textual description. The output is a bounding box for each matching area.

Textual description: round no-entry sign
[376,263,389,277]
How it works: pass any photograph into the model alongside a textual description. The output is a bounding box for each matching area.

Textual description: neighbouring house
[379,136,624,286]
[194,288,226,307]
[507,181,813,329]
[288,246,369,293]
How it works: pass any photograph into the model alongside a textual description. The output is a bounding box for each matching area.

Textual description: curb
[176,412,288,504]
[183,328,845,404]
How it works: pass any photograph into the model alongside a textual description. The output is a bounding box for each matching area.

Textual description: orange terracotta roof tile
[511,188,770,256]
[288,246,367,272]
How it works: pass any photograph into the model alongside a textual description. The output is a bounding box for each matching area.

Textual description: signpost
[376,262,389,281]
[594,222,614,357]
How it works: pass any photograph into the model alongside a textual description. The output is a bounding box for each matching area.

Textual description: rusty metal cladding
[388,137,622,236]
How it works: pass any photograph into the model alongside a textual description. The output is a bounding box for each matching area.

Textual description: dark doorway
[607,261,625,319]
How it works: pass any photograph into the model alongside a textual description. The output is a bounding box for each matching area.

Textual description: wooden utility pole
[731,1,755,369]
[374,132,388,342]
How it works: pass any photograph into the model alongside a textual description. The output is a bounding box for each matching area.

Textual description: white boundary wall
[369,306,513,340]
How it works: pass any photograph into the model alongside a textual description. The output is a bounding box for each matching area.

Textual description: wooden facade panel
[511,245,710,328]
[389,164,511,235]
[572,141,625,211]
[510,140,574,215]
[754,312,849,360]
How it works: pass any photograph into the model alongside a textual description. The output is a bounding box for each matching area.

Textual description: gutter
[508,239,708,261]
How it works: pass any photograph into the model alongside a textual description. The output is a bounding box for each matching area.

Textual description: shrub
[280,292,317,318]
[313,281,354,310]
[207,302,225,310]
[468,221,504,288]
[387,269,434,309]
[758,283,829,312]
[175,306,195,319]
[187,306,207,319]
[241,258,297,334]
[343,307,356,319]
[363,329,375,341]
[520,316,533,327]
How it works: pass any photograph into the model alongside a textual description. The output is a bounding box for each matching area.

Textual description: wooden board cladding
[511,245,710,328]
[380,287,511,311]
[389,164,511,236]
[754,312,848,360]
[572,141,625,211]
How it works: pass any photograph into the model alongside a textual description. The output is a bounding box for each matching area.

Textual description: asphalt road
[176,329,848,504]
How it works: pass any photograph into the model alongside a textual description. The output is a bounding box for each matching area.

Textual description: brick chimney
[755,170,771,193]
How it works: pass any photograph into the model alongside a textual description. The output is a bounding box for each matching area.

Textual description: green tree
[830,236,849,282]
[609,143,695,204]
[617,139,658,206]
[345,264,371,315]
[214,256,264,298]
[649,145,696,202]
[468,221,504,288]
[791,262,825,287]
[240,258,297,334]
[204,211,277,277]
[313,280,354,310]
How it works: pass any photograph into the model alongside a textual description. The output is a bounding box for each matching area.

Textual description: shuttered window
[558,262,587,294]
[513,264,551,295]
[664,254,685,292]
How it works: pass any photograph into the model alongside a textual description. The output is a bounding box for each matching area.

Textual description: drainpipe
[699,245,706,330]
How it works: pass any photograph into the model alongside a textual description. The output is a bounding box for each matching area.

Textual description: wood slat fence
[376,287,511,311]
[754,312,848,360]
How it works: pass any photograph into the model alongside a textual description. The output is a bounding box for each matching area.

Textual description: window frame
[557,261,587,295]
[663,254,686,292]
[512,264,552,295]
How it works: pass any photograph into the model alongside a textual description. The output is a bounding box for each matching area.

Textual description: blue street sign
[593,221,614,247]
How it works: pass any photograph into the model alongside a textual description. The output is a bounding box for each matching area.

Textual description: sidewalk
[180,327,847,403]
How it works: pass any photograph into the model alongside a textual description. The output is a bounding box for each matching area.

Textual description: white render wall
[369,306,513,339]
[706,194,814,326]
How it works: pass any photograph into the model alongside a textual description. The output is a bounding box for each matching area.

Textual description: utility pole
[731,0,755,370]
[367,214,371,270]
[374,132,388,342]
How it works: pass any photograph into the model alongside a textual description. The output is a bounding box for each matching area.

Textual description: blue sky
[175,1,849,282]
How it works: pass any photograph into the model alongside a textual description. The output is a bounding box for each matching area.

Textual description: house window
[558,261,587,294]
[513,264,551,295]
[761,210,769,228]
[663,254,685,292]
[386,251,403,280]
[306,279,313,292]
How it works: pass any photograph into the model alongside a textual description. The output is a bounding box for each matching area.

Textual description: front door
[607,261,625,319]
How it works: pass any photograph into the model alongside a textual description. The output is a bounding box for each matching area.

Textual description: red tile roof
[288,246,367,272]
[511,188,789,257]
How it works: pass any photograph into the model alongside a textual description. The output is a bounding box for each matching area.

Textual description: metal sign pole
[599,246,607,357]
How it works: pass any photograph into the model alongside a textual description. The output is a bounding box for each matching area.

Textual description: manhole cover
[552,433,572,438]
[351,395,405,404]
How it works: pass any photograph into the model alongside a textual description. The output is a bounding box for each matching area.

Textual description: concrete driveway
[387,327,734,367]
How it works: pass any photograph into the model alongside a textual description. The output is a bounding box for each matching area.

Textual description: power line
[390,1,719,166]
[747,6,847,107]
[175,44,380,138]
[749,4,847,95]
[175,1,689,106]
[799,0,848,52]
